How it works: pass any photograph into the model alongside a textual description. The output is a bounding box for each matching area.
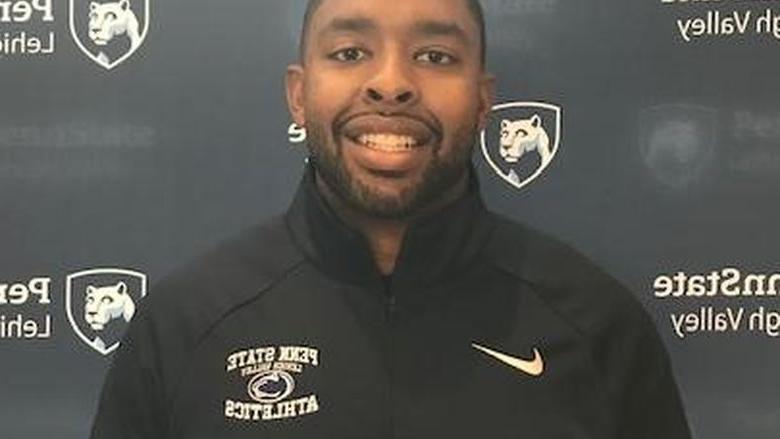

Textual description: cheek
[305,72,359,116]
[423,77,482,129]
[431,103,480,151]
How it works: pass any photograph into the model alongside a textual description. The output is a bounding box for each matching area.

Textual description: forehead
[308,0,479,40]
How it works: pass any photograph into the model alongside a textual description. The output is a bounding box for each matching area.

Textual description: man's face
[287,0,493,218]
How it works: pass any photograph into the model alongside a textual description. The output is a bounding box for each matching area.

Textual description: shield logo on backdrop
[480,102,562,190]
[66,268,147,355]
[638,104,717,189]
[69,0,150,70]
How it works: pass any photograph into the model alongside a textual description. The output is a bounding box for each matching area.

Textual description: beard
[306,119,477,220]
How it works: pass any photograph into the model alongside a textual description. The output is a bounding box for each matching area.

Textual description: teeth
[356,133,418,151]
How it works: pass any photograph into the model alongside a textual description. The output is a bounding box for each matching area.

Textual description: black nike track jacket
[90,164,692,439]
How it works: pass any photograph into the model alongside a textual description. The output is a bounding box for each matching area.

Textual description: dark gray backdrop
[2,0,778,438]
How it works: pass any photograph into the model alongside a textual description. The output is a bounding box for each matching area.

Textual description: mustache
[332,109,443,141]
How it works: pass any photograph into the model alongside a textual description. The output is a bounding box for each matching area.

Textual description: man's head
[286,0,493,219]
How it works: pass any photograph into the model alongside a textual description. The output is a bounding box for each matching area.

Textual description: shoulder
[122,216,305,381]
[151,215,303,310]
[483,214,657,339]
[483,214,681,407]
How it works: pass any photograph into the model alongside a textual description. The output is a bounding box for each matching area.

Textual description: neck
[315,172,469,276]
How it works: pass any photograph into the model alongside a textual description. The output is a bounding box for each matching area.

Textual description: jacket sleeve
[604,309,693,439]
[90,318,167,439]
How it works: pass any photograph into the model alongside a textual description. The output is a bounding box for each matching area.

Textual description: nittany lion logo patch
[481,102,562,190]
[65,268,147,355]
[69,0,150,70]
[225,345,320,423]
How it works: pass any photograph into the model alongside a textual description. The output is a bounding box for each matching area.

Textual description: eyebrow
[319,17,378,36]
[410,20,471,45]
[317,17,471,45]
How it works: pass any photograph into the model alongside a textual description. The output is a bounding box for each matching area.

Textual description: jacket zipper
[384,281,397,439]
[386,294,397,320]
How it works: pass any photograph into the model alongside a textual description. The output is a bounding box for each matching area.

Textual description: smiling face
[287,0,493,219]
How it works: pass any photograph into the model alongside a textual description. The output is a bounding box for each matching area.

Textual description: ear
[530,114,541,128]
[501,120,509,130]
[90,2,97,11]
[87,285,95,294]
[119,0,129,11]
[123,297,136,321]
[476,73,496,132]
[116,282,127,295]
[286,64,307,127]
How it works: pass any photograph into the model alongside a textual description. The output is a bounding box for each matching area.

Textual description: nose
[362,53,419,109]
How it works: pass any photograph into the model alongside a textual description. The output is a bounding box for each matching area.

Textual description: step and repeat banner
[1,0,778,438]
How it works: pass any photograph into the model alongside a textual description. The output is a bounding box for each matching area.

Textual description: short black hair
[299,0,486,66]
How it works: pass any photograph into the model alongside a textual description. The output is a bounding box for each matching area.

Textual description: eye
[415,50,457,66]
[106,12,117,21]
[329,47,368,63]
[101,296,114,304]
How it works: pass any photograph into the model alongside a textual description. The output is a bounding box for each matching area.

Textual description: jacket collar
[284,162,495,293]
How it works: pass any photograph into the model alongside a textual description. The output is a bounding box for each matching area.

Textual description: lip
[339,114,439,148]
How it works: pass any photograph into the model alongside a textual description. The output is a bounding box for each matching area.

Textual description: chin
[343,179,418,218]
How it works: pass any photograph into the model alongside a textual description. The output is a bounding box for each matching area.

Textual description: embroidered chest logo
[224,345,320,422]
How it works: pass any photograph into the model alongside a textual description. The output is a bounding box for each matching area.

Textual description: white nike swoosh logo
[472,343,545,377]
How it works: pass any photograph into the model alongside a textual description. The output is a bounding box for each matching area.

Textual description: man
[91,0,692,438]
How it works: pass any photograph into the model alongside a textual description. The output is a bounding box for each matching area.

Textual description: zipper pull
[387,294,397,317]
[382,275,396,321]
